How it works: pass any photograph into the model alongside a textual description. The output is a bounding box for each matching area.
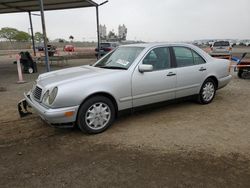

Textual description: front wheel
[77,96,115,134]
[197,78,216,104]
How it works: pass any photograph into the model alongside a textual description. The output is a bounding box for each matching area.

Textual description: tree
[69,35,74,42]
[34,32,43,43]
[14,31,31,42]
[107,30,117,41]
[0,27,19,41]
[118,24,127,41]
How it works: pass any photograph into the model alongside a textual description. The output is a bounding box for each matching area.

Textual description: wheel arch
[77,92,119,119]
[204,75,218,89]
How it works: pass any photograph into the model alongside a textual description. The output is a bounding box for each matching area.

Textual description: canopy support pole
[38,0,50,72]
[96,5,100,59]
[28,11,36,57]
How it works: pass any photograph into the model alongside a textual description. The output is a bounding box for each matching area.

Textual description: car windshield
[93,46,144,70]
[214,41,230,47]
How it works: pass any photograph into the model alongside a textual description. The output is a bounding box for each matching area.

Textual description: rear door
[172,46,207,98]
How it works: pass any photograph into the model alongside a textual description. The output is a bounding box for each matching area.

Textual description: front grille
[33,86,42,101]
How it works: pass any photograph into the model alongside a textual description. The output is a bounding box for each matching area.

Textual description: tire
[238,70,243,78]
[242,71,250,79]
[197,78,216,104]
[77,96,115,134]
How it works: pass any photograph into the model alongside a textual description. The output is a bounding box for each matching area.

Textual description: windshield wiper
[100,66,127,70]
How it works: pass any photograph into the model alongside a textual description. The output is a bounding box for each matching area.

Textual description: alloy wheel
[202,82,215,102]
[85,102,111,130]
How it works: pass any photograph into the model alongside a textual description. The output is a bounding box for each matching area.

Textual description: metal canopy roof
[0,0,103,72]
[0,0,98,14]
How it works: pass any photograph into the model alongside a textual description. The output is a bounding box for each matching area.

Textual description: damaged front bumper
[18,98,32,118]
[18,92,79,127]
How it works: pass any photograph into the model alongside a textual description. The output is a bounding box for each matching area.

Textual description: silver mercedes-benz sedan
[19,43,232,134]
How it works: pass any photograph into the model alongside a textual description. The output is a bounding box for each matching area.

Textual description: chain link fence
[0,41,97,50]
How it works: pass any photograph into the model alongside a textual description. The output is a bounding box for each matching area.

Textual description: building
[99,24,107,40]
[118,24,127,41]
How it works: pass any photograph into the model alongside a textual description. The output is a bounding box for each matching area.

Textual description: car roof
[121,42,213,61]
[122,42,196,49]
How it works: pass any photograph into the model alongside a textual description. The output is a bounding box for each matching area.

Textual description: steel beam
[38,0,50,72]
[96,5,100,59]
[95,1,108,59]
[28,11,36,56]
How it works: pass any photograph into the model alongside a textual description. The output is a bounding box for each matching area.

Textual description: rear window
[173,47,194,67]
[213,41,230,47]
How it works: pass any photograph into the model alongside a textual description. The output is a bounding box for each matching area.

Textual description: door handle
[167,72,176,76]
[199,67,206,71]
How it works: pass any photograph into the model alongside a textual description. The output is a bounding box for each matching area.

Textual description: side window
[192,51,206,65]
[173,47,194,67]
[143,47,171,71]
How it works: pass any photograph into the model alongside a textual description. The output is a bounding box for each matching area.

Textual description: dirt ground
[0,54,250,187]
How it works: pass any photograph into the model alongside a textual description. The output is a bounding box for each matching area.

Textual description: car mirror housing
[138,64,153,73]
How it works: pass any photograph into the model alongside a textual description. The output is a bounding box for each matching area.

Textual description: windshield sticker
[116,59,130,66]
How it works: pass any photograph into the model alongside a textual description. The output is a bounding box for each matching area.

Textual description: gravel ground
[0,55,250,188]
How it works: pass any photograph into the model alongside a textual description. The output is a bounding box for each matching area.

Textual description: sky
[0,0,249,42]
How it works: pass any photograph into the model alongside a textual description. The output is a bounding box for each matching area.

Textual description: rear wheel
[77,96,115,134]
[197,78,216,104]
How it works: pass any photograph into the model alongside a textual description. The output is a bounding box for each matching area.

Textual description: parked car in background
[36,43,44,51]
[210,41,232,58]
[19,43,232,134]
[95,42,119,58]
[36,44,57,56]
[47,44,57,56]
[243,40,250,46]
[229,40,237,47]
[64,44,75,52]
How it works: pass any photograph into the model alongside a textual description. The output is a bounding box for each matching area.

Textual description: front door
[132,47,176,107]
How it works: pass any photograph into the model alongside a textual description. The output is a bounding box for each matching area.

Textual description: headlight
[42,87,58,106]
[49,87,58,105]
[32,81,37,92]
[42,90,50,104]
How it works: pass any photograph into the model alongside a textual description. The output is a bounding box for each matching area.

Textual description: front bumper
[23,92,79,124]
[218,75,232,89]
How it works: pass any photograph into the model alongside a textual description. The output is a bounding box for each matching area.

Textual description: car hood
[37,65,116,88]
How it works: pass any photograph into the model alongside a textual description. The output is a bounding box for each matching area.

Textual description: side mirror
[138,64,153,73]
